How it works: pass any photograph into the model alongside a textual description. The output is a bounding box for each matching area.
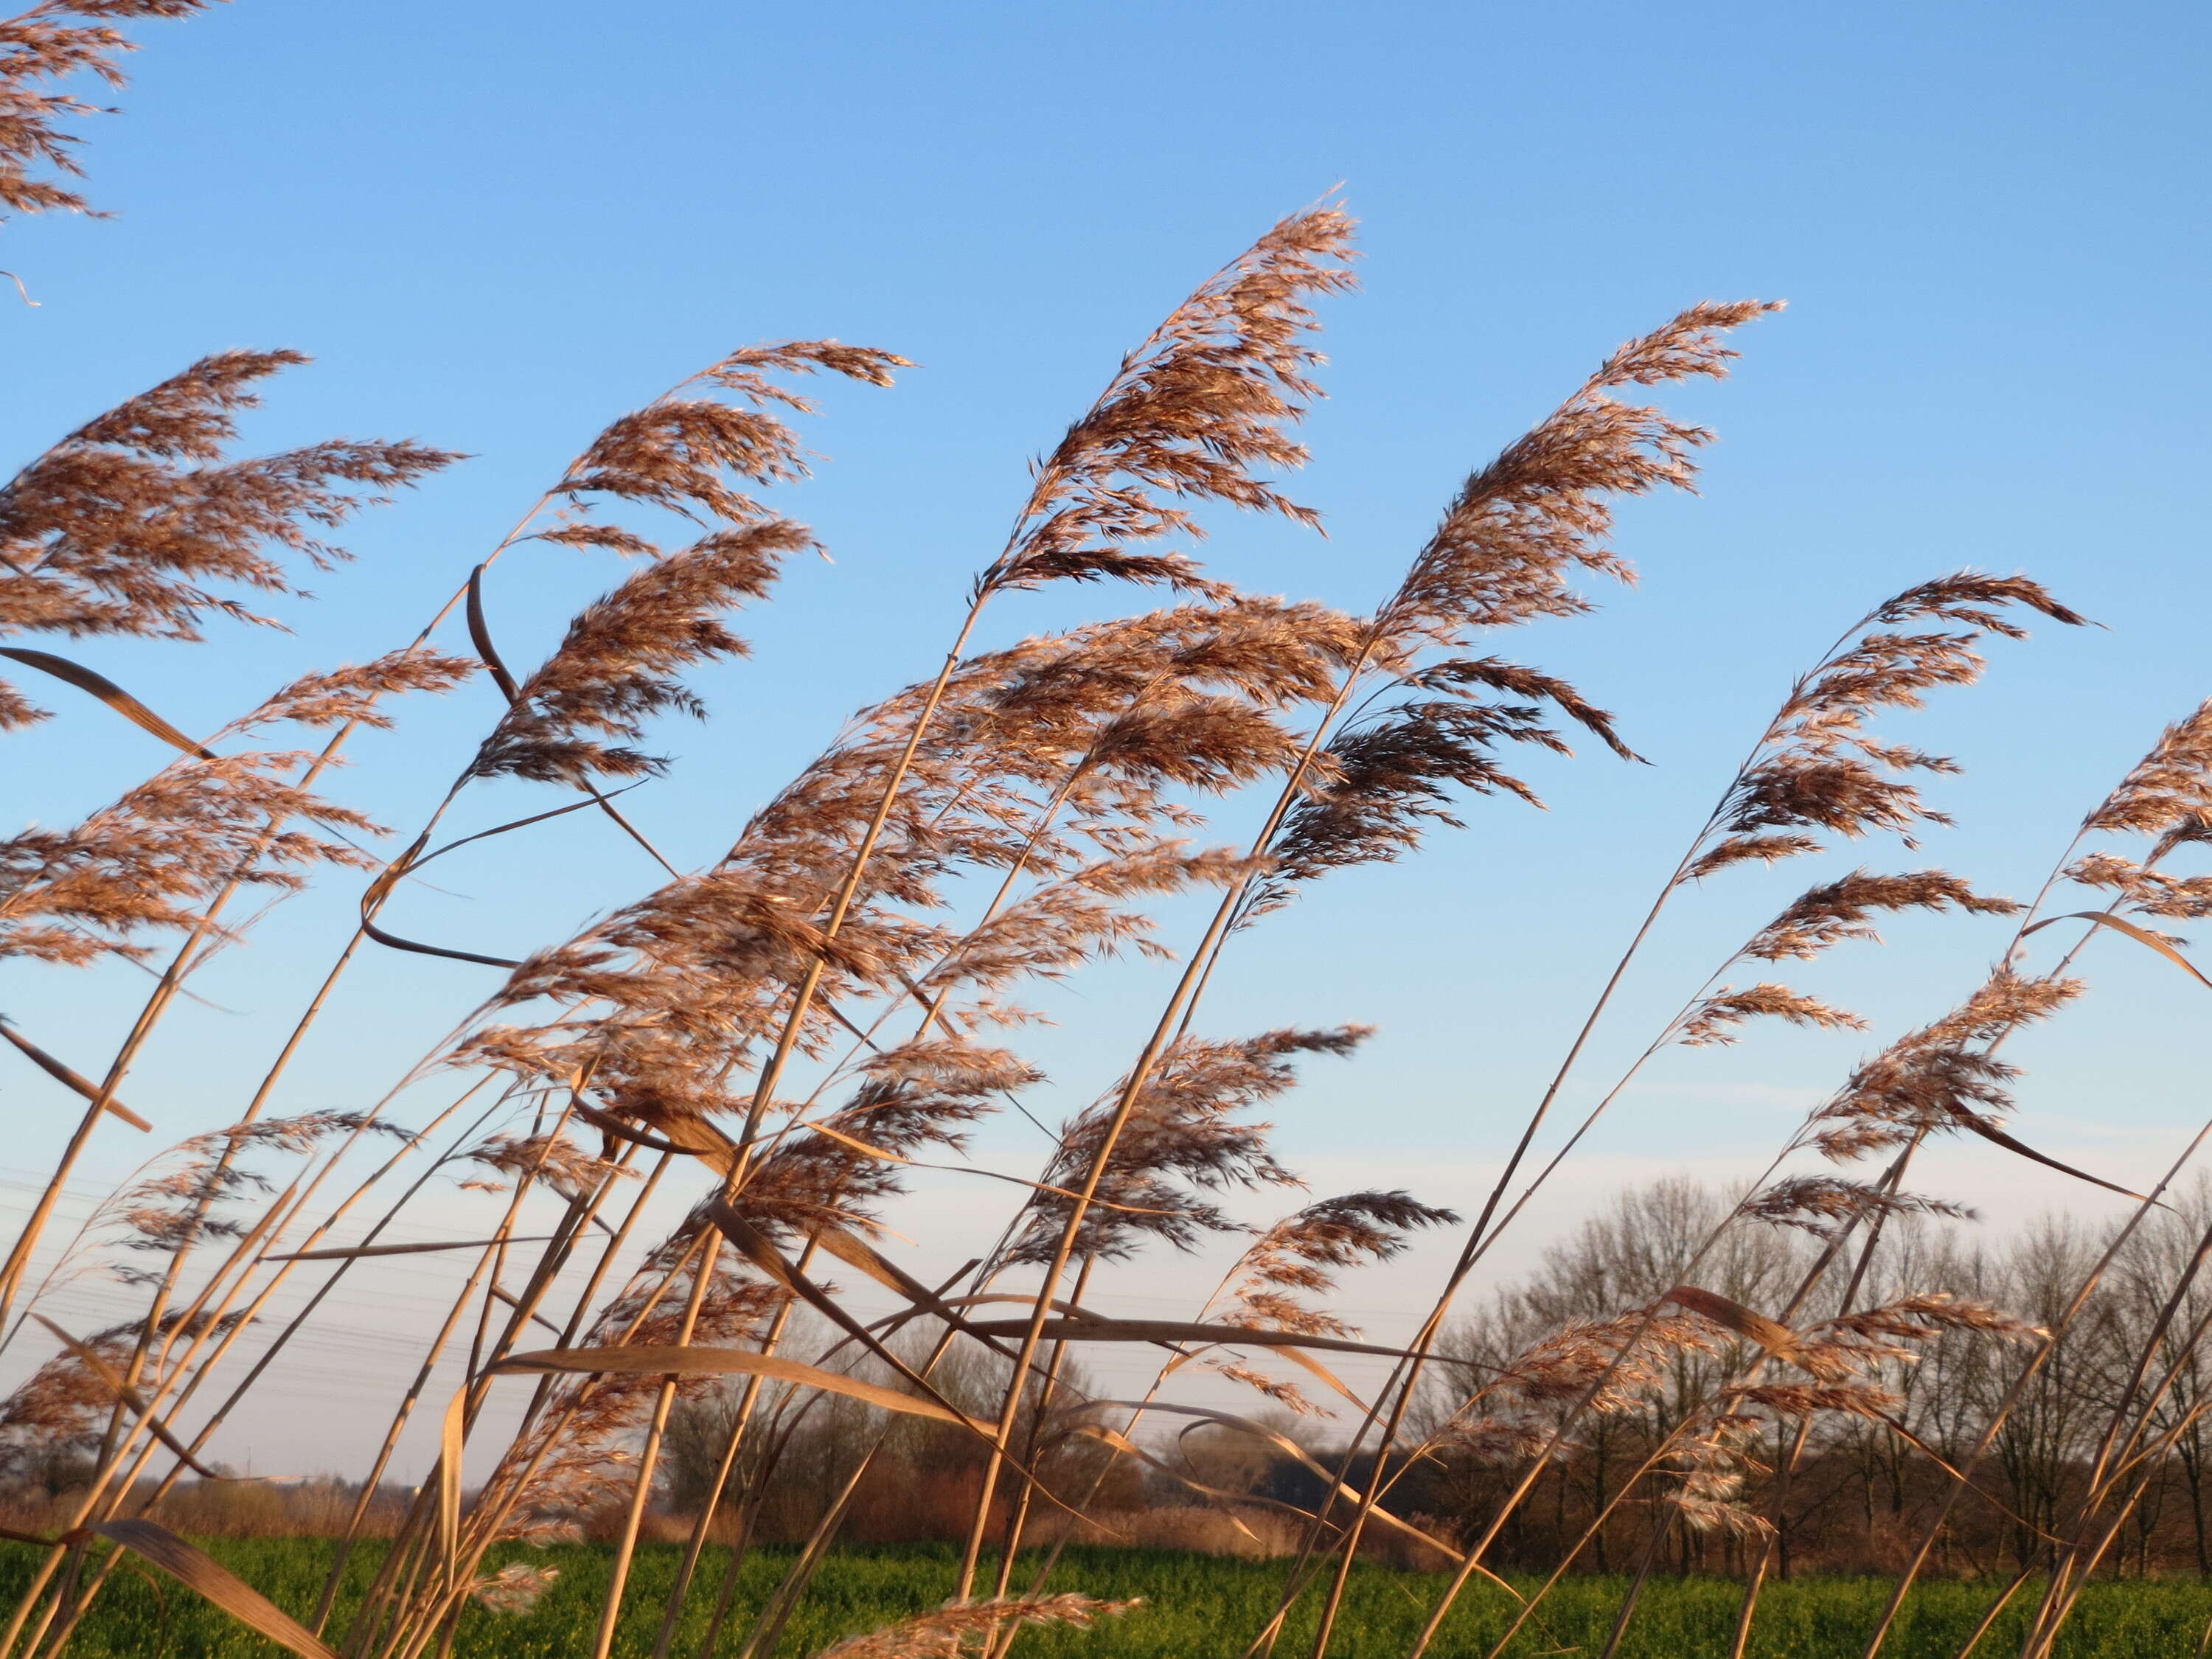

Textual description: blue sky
[3,1,2209,1468]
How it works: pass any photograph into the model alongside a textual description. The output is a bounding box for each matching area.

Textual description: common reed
[4,37,2204,1659]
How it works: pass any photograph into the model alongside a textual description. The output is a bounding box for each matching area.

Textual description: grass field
[6,1540,2210,1659]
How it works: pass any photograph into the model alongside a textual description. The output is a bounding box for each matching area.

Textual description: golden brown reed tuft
[2082,700,2212,836]
[977,207,1354,599]
[470,521,804,787]
[1008,1028,1367,1266]
[1181,1190,1458,1415]
[1736,1175,1971,1239]
[0,650,470,970]
[1382,300,1779,646]
[1808,968,2082,1162]
[0,350,457,725]
[1689,574,2085,879]
[0,1,215,229]
[1740,870,2020,961]
[466,1563,559,1616]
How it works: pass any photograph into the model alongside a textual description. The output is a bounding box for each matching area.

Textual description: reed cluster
[4,11,2207,1659]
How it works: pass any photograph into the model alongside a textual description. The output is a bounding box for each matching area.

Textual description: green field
[5,1540,2208,1659]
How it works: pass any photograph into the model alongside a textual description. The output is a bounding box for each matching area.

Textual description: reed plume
[976,209,1354,599]
[0,350,457,723]
[1008,1027,1365,1267]
[469,521,804,788]
[0,1,213,234]
[0,655,471,970]
[0,353,463,1357]
[1183,1190,1458,1416]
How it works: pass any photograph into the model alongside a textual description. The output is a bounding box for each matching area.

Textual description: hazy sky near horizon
[2,1,2209,1474]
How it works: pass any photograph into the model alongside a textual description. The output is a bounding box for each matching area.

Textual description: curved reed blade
[1259,1341,1366,1409]
[2028,910,2212,992]
[955,1315,1484,1369]
[704,1202,1006,1417]
[1660,1286,1804,1361]
[0,647,214,758]
[0,1022,152,1130]
[437,1386,464,1576]
[358,914,524,970]
[1947,1113,2147,1200]
[83,1519,340,1659]
[263,1237,553,1262]
[809,1223,935,1299]
[464,563,523,703]
[487,1344,990,1429]
[577,1103,733,1164]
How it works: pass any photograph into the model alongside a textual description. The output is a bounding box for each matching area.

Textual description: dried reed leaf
[262,1237,553,1262]
[1263,1340,1366,1409]
[0,1020,150,1130]
[1660,1287,1804,1362]
[358,913,522,970]
[0,647,212,757]
[706,1200,1001,1416]
[806,1224,995,1337]
[769,1116,1181,1213]
[486,1284,563,1338]
[781,1116,974,1173]
[1870,1416,2067,1545]
[1947,1113,2146,1200]
[411,787,643,868]
[464,563,522,702]
[575,1102,728,1162]
[810,1222,933,1299]
[956,1315,1478,1369]
[487,1344,986,1429]
[708,1202,844,1311]
[2025,910,2212,993]
[885,1292,1104,1325]
[437,1385,463,1575]
[85,1519,338,1659]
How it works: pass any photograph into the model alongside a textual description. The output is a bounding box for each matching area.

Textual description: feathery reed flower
[977,208,1355,599]
[0,1,215,228]
[470,521,805,787]
[1808,968,2083,1161]
[1009,1028,1366,1265]
[0,351,457,724]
